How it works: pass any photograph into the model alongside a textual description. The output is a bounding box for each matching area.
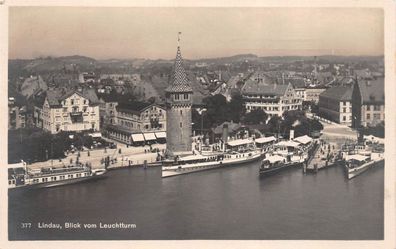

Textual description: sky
[9,7,384,60]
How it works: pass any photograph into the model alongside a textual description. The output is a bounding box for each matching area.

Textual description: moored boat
[341,140,384,180]
[259,154,303,176]
[343,154,384,180]
[162,149,262,178]
[8,161,107,190]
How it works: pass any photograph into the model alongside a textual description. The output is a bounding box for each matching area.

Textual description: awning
[89,132,102,138]
[143,133,156,141]
[155,132,166,139]
[131,133,145,142]
[227,139,253,147]
[347,154,369,162]
[293,135,312,145]
[255,136,276,144]
[8,161,26,169]
[276,140,301,148]
[179,154,207,161]
[265,155,285,164]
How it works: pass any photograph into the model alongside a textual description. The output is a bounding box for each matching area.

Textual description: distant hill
[9,55,97,74]
[192,54,259,64]
[9,54,383,76]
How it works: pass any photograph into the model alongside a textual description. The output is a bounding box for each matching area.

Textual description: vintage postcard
[0,0,395,248]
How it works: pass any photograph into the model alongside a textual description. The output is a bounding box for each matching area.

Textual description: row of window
[366,113,382,120]
[341,107,352,113]
[366,105,382,111]
[247,106,279,112]
[54,122,97,132]
[31,173,89,183]
[342,115,352,122]
[174,93,190,101]
[119,119,164,130]
[63,99,89,106]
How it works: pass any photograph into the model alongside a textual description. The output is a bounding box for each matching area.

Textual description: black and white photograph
[1,1,395,248]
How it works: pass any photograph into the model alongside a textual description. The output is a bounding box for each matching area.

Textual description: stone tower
[165,43,193,156]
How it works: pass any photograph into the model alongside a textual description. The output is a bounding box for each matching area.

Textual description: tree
[227,92,245,123]
[244,109,268,125]
[268,116,282,135]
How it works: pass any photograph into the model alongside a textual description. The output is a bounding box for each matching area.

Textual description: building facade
[34,89,100,134]
[8,98,27,129]
[105,102,166,145]
[242,75,302,117]
[304,86,327,103]
[98,95,118,127]
[318,86,353,125]
[165,45,193,156]
[358,78,385,127]
[116,103,166,132]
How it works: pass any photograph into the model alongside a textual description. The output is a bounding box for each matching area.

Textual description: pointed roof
[165,46,193,93]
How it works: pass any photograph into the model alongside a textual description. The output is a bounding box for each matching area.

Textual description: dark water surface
[9,162,384,240]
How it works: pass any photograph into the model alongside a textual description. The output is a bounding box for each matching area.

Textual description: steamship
[162,138,262,178]
[341,142,384,179]
[8,161,107,190]
[162,149,262,178]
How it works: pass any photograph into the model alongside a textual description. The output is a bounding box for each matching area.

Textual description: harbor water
[8,161,384,240]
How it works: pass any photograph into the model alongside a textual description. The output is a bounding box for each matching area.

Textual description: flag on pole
[178,32,182,42]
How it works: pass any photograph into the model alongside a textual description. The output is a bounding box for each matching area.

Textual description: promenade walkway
[27,142,166,170]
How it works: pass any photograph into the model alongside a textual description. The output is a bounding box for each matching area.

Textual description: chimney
[222,123,229,144]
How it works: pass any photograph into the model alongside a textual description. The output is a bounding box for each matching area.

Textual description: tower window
[180,110,183,115]
[184,93,189,100]
[174,94,180,100]
[180,122,182,128]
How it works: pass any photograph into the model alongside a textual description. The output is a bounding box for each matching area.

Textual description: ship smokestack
[222,123,229,144]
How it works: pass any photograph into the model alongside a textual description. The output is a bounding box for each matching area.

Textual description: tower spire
[177,32,182,47]
[165,33,193,93]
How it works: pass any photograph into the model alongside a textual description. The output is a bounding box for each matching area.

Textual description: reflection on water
[9,162,383,240]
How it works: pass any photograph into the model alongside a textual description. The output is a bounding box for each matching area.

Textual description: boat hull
[162,153,262,178]
[259,162,302,176]
[9,173,107,191]
[345,159,384,180]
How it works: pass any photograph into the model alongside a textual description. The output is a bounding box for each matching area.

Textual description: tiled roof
[165,46,193,93]
[242,78,289,96]
[46,88,100,107]
[319,86,352,101]
[358,77,384,104]
[98,93,119,103]
[283,78,306,88]
[116,102,165,114]
[116,101,152,114]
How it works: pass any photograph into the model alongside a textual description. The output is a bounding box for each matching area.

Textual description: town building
[8,98,27,129]
[304,86,328,103]
[283,77,306,100]
[241,74,302,117]
[318,86,353,125]
[358,77,385,127]
[98,94,118,127]
[78,72,96,83]
[105,102,166,145]
[34,88,101,134]
[165,43,193,156]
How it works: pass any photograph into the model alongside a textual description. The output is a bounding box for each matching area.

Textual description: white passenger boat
[8,161,107,190]
[162,150,262,178]
[343,154,384,180]
[341,141,384,179]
